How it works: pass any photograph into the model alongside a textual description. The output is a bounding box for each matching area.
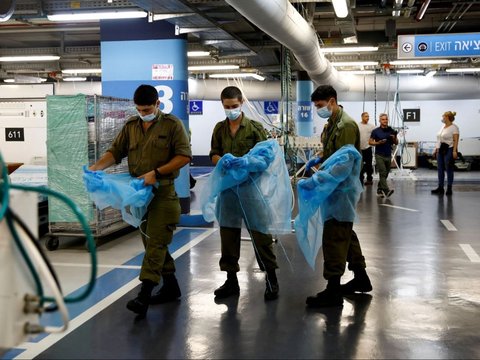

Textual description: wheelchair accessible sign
[189,101,203,115]
[264,101,279,114]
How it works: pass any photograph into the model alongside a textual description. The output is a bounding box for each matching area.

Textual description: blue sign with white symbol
[398,33,480,59]
[264,101,279,114]
[189,100,203,115]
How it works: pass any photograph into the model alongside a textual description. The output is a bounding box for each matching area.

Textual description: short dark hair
[311,85,337,102]
[220,86,243,102]
[133,85,159,105]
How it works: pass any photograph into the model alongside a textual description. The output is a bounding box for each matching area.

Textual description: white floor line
[459,244,480,263]
[52,262,142,270]
[440,219,458,231]
[379,204,419,212]
[240,237,252,241]
[13,228,217,360]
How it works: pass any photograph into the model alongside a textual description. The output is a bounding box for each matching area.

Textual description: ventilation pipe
[225,0,349,91]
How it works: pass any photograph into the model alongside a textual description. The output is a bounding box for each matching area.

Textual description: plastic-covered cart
[45,94,135,250]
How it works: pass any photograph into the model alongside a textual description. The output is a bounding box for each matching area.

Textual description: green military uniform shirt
[209,113,268,159]
[321,107,360,161]
[107,111,192,179]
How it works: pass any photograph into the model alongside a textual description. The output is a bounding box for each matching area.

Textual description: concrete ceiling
[0,0,479,82]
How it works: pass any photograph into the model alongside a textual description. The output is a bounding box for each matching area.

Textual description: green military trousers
[139,183,180,284]
[322,218,366,280]
[219,227,278,273]
[375,153,392,192]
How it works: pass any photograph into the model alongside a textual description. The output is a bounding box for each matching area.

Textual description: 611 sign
[5,128,25,141]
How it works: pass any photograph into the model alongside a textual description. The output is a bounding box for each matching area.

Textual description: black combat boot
[150,274,181,304]
[214,272,240,299]
[445,185,453,195]
[306,276,343,307]
[264,270,279,301]
[340,268,373,295]
[126,280,155,317]
[431,186,444,195]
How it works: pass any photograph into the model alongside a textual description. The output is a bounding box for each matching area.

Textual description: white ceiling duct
[225,0,349,91]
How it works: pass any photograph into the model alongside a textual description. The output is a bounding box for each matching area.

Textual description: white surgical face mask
[225,108,241,120]
[138,111,156,122]
[316,105,332,119]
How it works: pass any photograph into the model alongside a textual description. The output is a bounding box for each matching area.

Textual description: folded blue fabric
[82,166,154,227]
[201,139,292,235]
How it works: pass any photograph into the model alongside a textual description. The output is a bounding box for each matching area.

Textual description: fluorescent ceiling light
[3,79,15,83]
[396,69,424,74]
[425,70,437,77]
[47,11,147,22]
[331,61,378,66]
[62,68,102,74]
[188,64,239,71]
[339,70,376,75]
[390,59,452,65]
[446,68,480,73]
[209,73,265,81]
[0,55,60,62]
[187,51,210,57]
[343,35,358,44]
[320,46,378,53]
[332,0,348,18]
[63,77,87,82]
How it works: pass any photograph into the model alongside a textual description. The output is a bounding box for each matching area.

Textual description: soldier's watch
[154,168,161,179]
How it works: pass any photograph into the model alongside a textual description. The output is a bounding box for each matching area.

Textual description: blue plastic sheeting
[294,145,363,269]
[201,139,292,235]
[83,168,154,227]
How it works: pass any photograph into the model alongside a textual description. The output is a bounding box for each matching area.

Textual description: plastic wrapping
[46,94,135,235]
[201,139,292,235]
[82,168,154,227]
[294,145,363,269]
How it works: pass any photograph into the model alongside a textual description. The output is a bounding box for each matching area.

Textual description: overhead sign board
[398,33,480,59]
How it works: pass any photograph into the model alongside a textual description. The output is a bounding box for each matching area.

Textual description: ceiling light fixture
[331,61,379,66]
[208,73,265,81]
[63,77,87,82]
[0,55,60,62]
[445,68,480,73]
[320,46,378,53]
[338,70,376,75]
[396,69,424,74]
[188,64,239,71]
[332,0,348,18]
[425,70,437,77]
[47,10,147,22]
[390,59,452,65]
[187,51,210,57]
[416,0,431,21]
[3,79,15,83]
[62,68,102,74]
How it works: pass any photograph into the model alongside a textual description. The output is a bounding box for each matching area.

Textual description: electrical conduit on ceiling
[225,0,349,90]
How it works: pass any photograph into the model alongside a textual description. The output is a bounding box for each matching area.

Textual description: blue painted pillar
[296,71,313,137]
[100,19,190,213]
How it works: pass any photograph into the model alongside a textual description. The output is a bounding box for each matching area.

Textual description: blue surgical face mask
[441,118,445,123]
[316,105,332,119]
[138,111,156,122]
[225,108,241,120]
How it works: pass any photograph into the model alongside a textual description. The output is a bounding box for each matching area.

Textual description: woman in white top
[431,111,460,196]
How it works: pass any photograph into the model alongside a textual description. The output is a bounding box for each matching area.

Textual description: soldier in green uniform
[89,84,192,317]
[209,86,279,301]
[306,85,372,308]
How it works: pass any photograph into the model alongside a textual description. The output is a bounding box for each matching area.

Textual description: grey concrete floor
[28,169,480,360]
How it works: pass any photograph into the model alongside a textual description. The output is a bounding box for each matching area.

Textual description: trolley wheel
[45,236,59,251]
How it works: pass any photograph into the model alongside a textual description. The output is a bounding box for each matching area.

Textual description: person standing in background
[358,112,375,186]
[369,113,398,198]
[431,111,460,196]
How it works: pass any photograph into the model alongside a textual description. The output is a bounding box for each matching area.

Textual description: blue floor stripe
[1,348,24,360]
[26,228,208,343]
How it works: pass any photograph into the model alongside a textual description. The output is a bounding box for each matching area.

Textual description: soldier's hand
[138,171,157,186]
